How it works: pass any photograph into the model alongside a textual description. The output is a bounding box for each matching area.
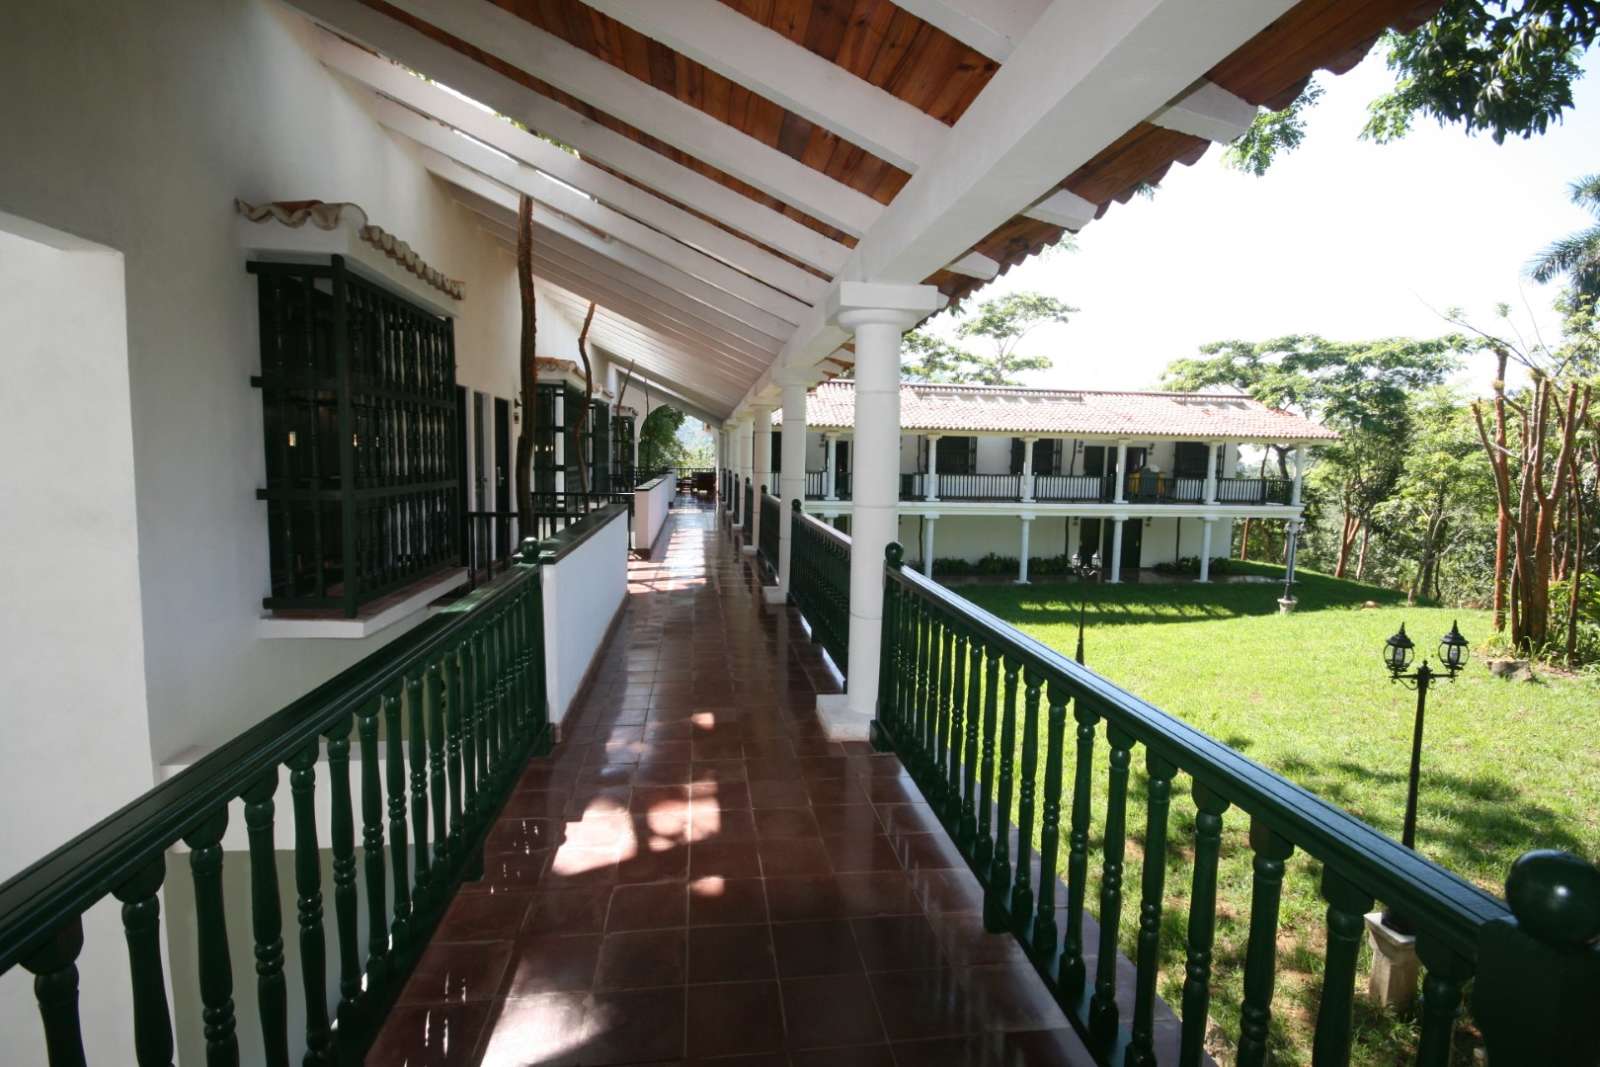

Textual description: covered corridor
[371,503,1091,1065]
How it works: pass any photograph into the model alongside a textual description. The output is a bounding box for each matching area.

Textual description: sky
[927,49,1600,397]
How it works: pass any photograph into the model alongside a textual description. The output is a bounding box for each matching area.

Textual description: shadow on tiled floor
[369,503,1096,1066]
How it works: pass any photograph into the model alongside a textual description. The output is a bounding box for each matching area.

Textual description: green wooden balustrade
[805,535,1600,1066]
[757,487,781,576]
[788,500,851,673]
[0,515,570,1066]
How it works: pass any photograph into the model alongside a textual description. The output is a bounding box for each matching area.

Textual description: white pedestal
[1278,596,1298,614]
[816,693,871,741]
[761,586,787,606]
[1364,912,1420,1012]
[741,544,757,556]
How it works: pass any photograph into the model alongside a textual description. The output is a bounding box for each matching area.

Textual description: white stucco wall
[543,509,630,730]
[633,474,677,555]
[0,219,157,1066]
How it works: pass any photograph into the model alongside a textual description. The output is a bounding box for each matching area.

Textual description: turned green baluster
[932,615,952,808]
[914,597,933,783]
[325,714,362,1036]
[1061,698,1102,995]
[984,655,1020,932]
[974,646,1001,876]
[407,673,431,911]
[442,646,463,858]
[427,661,449,874]
[458,643,478,829]
[1032,675,1066,963]
[497,605,514,764]
[114,859,176,1067]
[1311,869,1373,1067]
[288,739,332,1065]
[959,633,981,852]
[356,700,389,996]
[874,544,903,748]
[242,770,289,1067]
[1236,820,1294,1066]
[1009,666,1041,939]
[1090,723,1134,1040]
[1126,751,1176,1067]
[472,627,490,795]
[21,917,87,1067]
[944,625,967,827]
[184,810,239,1067]
[1416,937,1473,1067]
[1179,784,1230,1067]
[383,690,412,954]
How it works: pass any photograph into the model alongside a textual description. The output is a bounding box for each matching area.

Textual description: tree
[955,292,1073,384]
[1528,173,1600,300]
[637,405,688,474]
[514,194,538,532]
[1163,334,1465,573]
[1226,1,1600,174]
[571,302,597,495]
[898,291,1073,384]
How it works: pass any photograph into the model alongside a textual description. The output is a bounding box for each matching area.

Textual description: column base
[741,544,758,556]
[1278,596,1298,614]
[1364,912,1419,1011]
[816,693,872,742]
[761,586,788,606]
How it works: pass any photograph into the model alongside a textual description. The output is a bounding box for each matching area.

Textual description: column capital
[828,281,942,330]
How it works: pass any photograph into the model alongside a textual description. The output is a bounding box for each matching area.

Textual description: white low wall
[543,507,629,730]
[632,474,676,556]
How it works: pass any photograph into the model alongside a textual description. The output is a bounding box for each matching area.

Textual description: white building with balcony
[771,380,1334,583]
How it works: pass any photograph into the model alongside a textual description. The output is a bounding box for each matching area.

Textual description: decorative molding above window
[235,198,465,305]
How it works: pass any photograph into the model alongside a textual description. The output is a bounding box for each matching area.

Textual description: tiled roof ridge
[814,379,1255,401]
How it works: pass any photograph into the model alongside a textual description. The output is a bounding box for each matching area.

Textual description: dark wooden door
[456,386,468,564]
[473,392,488,512]
[1103,519,1143,574]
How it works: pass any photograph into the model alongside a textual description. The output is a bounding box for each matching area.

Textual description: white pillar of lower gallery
[922,516,937,578]
[816,282,941,741]
[737,416,755,528]
[770,370,814,604]
[1018,516,1033,584]
[745,404,773,556]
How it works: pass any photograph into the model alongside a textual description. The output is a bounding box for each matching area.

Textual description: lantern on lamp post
[1068,550,1100,664]
[1379,620,1470,932]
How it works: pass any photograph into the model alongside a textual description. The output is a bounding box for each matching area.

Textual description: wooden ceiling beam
[736,0,1302,412]
[580,0,948,173]
[292,0,881,235]
[368,96,813,328]
[890,0,1050,64]
[320,34,829,304]
[286,0,853,273]
[421,147,796,350]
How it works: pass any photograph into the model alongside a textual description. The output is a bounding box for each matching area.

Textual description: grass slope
[955,562,1599,1065]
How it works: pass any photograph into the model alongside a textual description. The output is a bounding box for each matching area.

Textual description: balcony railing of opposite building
[806,471,1295,507]
[784,527,1600,1066]
[0,507,602,1065]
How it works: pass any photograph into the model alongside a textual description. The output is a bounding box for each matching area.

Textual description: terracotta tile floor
[371,502,1095,1066]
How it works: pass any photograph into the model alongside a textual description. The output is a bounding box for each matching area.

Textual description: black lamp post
[1069,550,1101,665]
[1380,619,1470,931]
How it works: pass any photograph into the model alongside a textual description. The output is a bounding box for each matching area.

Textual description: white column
[824,434,838,500]
[734,417,753,527]
[1109,517,1125,584]
[1114,440,1128,503]
[1290,445,1304,506]
[1199,518,1214,583]
[1021,437,1036,502]
[1206,441,1221,504]
[776,374,811,598]
[925,433,941,501]
[1018,517,1032,583]
[818,282,940,739]
[922,516,937,577]
[746,405,773,556]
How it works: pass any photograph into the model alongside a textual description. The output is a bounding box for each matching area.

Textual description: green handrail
[785,534,1600,1066]
[0,522,566,1064]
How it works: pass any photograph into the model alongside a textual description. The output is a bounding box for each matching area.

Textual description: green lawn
[953,562,1600,1065]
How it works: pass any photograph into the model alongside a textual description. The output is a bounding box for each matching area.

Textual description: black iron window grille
[252,255,460,617]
